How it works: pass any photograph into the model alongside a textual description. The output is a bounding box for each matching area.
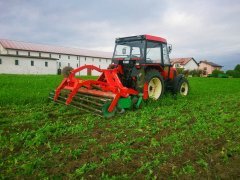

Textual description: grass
[0,74,240,179]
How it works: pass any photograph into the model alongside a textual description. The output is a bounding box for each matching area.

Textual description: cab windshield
[113,40,145,60]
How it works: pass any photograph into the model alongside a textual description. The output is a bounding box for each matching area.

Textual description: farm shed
[170,57,199,70]
[0,39,112,75]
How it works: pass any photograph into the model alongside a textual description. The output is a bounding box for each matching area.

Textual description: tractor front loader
[49,35,189,117]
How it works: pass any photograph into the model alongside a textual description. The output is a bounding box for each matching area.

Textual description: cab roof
[116,34,167,43]
[144,34,167,43]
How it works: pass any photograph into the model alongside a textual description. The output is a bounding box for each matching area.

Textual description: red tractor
[49,35,189,117]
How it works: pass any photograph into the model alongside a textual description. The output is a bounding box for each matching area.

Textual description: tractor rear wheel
[145,70,164,100]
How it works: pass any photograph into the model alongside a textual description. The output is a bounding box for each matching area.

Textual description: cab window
[146,42,162,63]
[162,44,170,65]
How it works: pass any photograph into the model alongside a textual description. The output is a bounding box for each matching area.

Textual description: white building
[0,39,112,75]
[170,57,199,70]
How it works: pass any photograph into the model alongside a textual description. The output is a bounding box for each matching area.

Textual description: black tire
[145,69,164,100]
[62,66,73,77]
[174,75,189,96]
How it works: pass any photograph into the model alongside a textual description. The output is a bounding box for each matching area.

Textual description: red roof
[0,39,112,59]
[170,58,194,65]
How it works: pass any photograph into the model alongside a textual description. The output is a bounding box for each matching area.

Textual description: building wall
[184,60,198,70]
[199,62,221,76]
[8,49,17,55]
[57,56,111,76]
[0,48,112,75]
[18,51,28,56]
[30,51,40,57]
[41,52,50,58]
[0,44,7,54]
[173,63,184,69]
[0,55,57,74]
[172,59,198,70]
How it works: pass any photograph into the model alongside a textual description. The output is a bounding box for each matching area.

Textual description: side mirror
[122,48,126,54]
[168,44,172,54]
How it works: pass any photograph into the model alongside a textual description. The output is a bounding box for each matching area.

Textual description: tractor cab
[112,34,172,67]
[111,35,174,89]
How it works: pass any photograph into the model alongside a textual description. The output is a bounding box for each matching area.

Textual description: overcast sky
[0,0,239,70]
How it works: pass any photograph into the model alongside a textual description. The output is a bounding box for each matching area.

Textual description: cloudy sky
[0,0,239,70]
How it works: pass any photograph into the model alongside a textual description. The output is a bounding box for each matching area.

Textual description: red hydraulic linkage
[54,65,138,112]
[143,83,149,100]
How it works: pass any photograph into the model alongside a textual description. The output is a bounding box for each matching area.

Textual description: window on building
[49,54,52,58]
[0,59,2,64]
[28,52,30,56]
[31,60,34,66]
[59,54,61,58]
[92,58,94,62]
[45,62,48,67]
[68,55,70,59]
[15,60,19,65]
[39,52,41,57]
[99,59,101,62]
[77,63,79,67]
[59,62,61,68]
[68,63,70,67]
[85,57,86,61]
[16,51,19,55]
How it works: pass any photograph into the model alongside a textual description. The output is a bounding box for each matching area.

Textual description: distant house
[170,57,198,70]
[199,60,223,76]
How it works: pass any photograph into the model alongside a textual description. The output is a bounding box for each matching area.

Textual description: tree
[189,69,202,77]
[226,69,240,78]
[212,69,224,77]
[226,64,240,78]
[176,68,184,74]
[234,64,240,72]
[226,70,235,76]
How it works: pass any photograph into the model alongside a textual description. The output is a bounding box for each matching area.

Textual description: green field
[0,75,240,179]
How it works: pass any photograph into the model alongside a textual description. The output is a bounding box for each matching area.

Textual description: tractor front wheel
[145,70,164,100]
[174,77,189,96]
